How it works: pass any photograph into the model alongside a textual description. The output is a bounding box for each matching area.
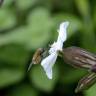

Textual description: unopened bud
[75,72,96,93]
[62,46,96,70]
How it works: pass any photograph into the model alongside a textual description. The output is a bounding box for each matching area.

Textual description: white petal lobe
[41,53,57,79]
[57,21,69,42]
[46,68,52,79]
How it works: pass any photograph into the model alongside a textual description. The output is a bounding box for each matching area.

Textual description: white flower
[41,21,69,79]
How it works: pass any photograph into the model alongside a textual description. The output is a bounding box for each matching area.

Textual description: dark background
[0,0,96,96]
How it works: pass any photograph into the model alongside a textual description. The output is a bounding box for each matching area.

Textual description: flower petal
[45,67,52,79]
[49,21,69,54]
[41,53,57,79]
[49,41,63,54]
[57,21,69,43]
[49,42,57,54]
[40,21,69,79]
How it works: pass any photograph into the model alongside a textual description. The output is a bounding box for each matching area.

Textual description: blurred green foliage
[0,0,96,96]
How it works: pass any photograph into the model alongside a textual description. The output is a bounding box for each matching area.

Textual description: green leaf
[74,0,90,17]
[85,83,96,96]
[0,8,53,49]
[61,69,87,84]
[27,8,53,28]
[80,21,96,52]
[30,65,59,92]
[0,9,16,30]
[8,83,38,96]
[16,0,38,10]
[3,0,13,7]
[0,68,24,88]
[93,5,96,28]
[0,44,29,67]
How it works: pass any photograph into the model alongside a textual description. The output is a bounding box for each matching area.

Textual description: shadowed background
[0,0,96,96]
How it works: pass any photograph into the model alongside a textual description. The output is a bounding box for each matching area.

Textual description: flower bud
[75,72,96,93]
[62,46,96,70]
